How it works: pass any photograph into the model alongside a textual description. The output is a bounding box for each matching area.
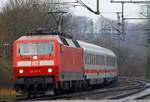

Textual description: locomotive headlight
[33,56,37,60]
[48,68,52,73]
[19,69,24,74]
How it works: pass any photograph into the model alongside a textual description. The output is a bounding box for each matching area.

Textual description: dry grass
[0,88,16,100]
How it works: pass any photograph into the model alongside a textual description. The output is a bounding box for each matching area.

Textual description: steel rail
[108,78,150,99]
[16,79,145,101]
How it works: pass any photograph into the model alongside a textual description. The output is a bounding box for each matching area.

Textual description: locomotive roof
[16,35,116,57]
[16,35,61,41]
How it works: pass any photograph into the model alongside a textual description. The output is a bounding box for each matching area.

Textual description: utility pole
[111,0,150,79]
[116,12,121,76]
[146,5,150,79]
[121,2,125,41]
[111,0,150,40]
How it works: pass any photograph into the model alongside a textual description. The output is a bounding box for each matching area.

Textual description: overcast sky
[0,0,146,22]
[70,0,144,22]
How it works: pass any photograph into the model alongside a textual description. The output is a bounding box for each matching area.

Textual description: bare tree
[0,0,62,86]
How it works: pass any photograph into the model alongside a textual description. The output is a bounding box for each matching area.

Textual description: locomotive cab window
[18,42,53,55]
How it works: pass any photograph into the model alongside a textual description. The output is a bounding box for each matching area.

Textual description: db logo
[32,61,39,66]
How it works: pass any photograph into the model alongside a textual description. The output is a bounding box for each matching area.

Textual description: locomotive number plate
[32,61,39,66]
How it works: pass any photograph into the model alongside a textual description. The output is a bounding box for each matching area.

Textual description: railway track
[16,77,148,101]
[115,79,150,100]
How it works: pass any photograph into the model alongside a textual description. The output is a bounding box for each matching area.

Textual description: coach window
[99,55,102,65]
[97,55,99,65]
[88,53,90,64]
[90,53,93,64]
[102,56,105,65]
[90,53,92,65]
[92,54,94,65]
[86,53,88,64]
[89,53,91,64]
[93,54,95,65]
[87,53,89,64]
[98,55,100,65]
[95,54,96,65]
[94,54,95,65]
[90,53,91,64]
[84,53,87,64]
[96,55,98,65]
[106,56,108,66]
[106,56,110,66]
[101,56,103,65]
[89,54,91,64]
[95,55,97,65]
[87,54,90,64]
[95,55,96,65]
[85,53,87,64]
[99,55,101,65]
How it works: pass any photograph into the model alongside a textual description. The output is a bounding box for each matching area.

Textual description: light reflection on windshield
[18,42,53,55]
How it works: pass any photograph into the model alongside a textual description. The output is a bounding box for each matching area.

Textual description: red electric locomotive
[13,31,117,97]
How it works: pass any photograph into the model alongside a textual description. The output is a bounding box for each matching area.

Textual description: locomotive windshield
[18,42,53,55]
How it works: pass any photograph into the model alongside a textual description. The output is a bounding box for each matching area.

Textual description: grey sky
[70,0,144,21]
[0,0,7,7]
[0,0,146,21]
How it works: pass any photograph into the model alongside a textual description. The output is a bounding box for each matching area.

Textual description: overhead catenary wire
[76,0,100,14]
